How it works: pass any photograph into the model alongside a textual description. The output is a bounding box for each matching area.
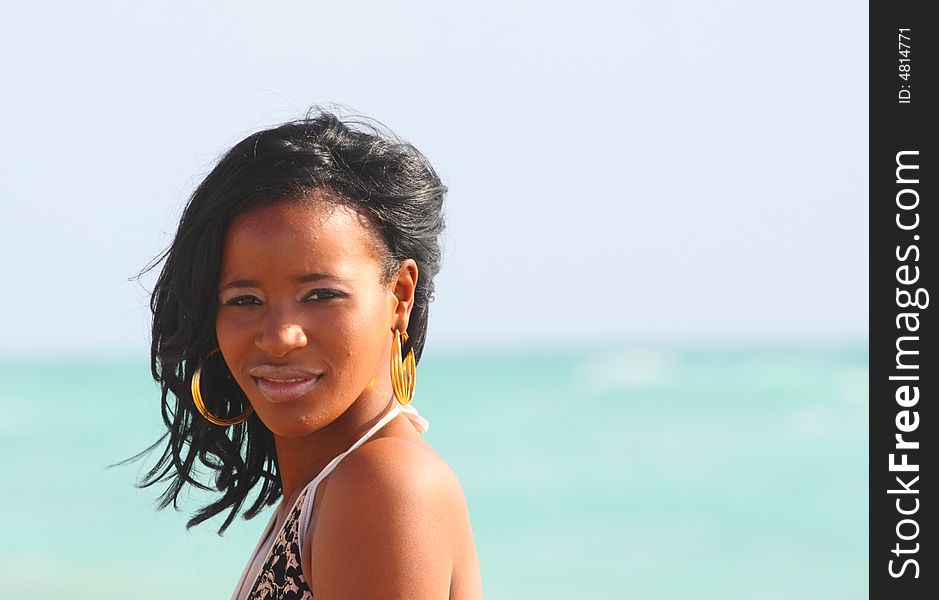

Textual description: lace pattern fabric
[246,487,313,600]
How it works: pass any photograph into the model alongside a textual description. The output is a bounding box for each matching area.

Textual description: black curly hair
[120,107,447,534]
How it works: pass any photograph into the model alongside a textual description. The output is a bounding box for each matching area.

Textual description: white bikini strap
[296,402,404,548]
[398,402,430,433]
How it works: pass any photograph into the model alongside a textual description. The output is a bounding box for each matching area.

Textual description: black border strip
[871,1,935,596]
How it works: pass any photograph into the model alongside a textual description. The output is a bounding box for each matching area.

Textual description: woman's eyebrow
[220,272,349,291]
[294,272,350,285]
[219,278,261,291]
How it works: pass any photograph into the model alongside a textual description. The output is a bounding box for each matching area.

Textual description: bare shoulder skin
[303,413,483,600]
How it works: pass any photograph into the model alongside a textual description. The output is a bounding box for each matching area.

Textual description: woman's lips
[253,375,321,403]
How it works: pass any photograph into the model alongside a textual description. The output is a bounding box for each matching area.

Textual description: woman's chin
[252,397,338,440]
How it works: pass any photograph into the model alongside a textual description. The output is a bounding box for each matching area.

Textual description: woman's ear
[392,259,419,332]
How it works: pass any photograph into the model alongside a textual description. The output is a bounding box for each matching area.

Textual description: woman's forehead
[221,200,384,275]
[228,200,341,238]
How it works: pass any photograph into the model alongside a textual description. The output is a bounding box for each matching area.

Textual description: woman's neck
[273,390,397,519]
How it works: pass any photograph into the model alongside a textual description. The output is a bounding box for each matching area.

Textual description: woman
[132,108,483,599]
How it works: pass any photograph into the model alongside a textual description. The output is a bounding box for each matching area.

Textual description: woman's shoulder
[326,433,465,515]
[308,434,467,597]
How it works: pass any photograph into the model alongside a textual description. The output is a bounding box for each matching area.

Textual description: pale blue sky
[0,1,868,358]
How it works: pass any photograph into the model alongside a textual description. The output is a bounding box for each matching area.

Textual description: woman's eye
[225,296,261,306]
[304,289,343,302]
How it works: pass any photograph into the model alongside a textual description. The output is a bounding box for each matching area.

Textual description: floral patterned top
[245,485,314,599]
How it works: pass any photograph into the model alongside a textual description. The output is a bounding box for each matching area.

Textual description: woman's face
[215,196,415,439]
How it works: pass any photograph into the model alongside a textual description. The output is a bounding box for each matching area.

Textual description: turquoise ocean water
[0,345,868,599]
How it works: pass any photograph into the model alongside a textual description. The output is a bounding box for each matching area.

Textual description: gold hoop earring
[191,348,254,426]
[390,329,416,405]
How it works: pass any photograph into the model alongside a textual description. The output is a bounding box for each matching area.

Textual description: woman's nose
[255,312,309,357]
